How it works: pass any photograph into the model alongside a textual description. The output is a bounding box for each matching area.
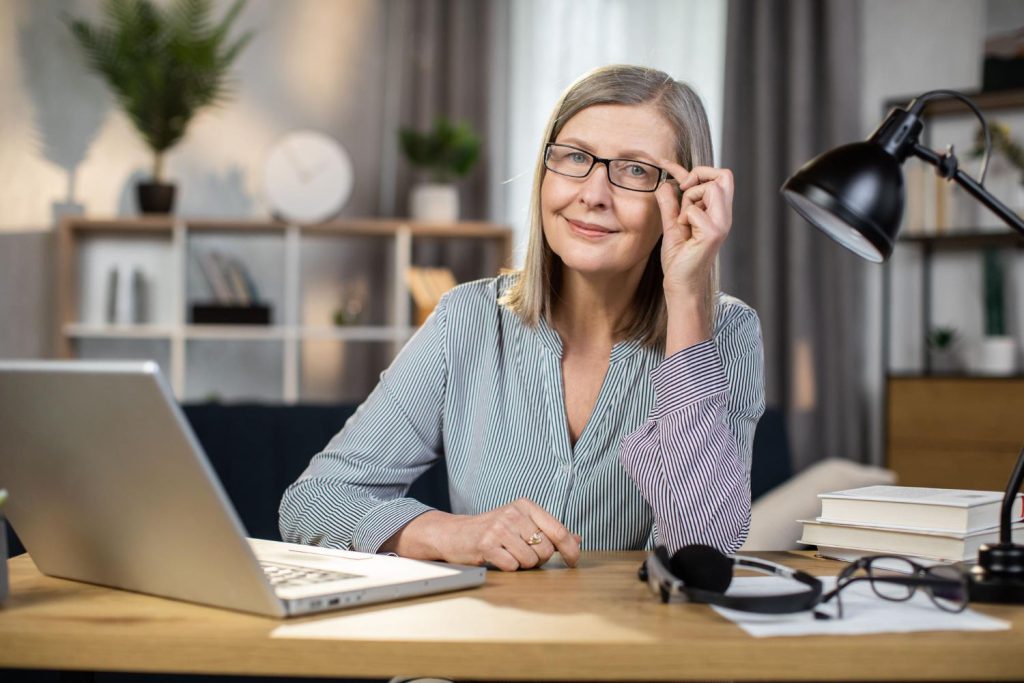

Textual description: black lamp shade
[782,141,906,263]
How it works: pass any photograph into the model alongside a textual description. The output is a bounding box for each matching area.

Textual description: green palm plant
[66,0,253,184]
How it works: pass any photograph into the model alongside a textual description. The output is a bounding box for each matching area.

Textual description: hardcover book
[799,519,1024,562]
[817,485,1023,533]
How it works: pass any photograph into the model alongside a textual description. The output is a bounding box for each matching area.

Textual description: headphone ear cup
[668,544,734,593]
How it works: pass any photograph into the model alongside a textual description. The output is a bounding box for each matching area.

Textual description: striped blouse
[279,274,765,554]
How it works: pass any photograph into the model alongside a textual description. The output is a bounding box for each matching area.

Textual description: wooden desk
[1,551,1021,681]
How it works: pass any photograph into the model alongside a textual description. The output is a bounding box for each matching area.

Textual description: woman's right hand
[381,498,582,571]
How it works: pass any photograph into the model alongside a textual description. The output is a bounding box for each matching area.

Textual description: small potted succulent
[400,117,480,222]
[926,326,961,374]
[66,0,253,214]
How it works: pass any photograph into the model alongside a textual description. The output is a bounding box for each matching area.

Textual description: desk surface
[1,551,1021,681]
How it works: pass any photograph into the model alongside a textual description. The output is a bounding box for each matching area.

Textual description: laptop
[0,359,484,617]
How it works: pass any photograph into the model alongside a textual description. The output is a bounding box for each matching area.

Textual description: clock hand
[283,143,311,183]
[304,157,331,179]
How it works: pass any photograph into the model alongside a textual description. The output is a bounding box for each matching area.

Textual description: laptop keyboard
[260,561,360,587]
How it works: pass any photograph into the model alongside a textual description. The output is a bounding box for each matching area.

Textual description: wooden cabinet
[56,217,512,404]
[887,376,1024,490]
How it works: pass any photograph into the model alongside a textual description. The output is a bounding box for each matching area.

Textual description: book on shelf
[195,250,260,306]
[817,485,1023,534]
[406,267,456,325]
[196,250,235,304]
[217,255,252,306]
[903,162,927,235]
[798,519,1023,563]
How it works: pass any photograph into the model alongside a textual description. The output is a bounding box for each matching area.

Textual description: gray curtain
[720,0,868,470]
[384,0,493,221]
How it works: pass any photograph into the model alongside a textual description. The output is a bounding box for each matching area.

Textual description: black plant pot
[137,182,176,214]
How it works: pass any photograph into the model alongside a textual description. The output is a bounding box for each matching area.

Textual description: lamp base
[967,542,1024,603]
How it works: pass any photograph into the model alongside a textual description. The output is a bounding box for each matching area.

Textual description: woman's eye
[627,164,651,177]
[569,152,589,164]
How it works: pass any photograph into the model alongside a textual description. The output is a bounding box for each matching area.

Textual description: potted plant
[399,117,480,222]
[926,326,961,374]
[979,248,1017,375]
[66,0,253,214]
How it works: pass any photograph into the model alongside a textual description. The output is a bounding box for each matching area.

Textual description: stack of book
[799,485,1024,567]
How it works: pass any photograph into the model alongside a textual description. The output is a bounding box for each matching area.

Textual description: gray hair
[500,64,718,349]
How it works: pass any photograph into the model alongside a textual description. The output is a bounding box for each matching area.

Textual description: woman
[280,64,764,571]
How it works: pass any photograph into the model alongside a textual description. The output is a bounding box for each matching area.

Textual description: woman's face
[541,102,678,282]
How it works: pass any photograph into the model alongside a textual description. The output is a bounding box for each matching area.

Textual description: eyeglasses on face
[814,555,968,620]
[543,143,671,193]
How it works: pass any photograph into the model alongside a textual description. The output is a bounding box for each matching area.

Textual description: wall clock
[263,129,354,223]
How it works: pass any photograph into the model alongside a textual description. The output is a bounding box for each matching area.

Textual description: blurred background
[0,0,1022,484]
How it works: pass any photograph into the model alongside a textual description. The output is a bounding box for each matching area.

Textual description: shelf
[64,216,176,235]
[884,89,1024,116]
[63,323,175,339]
[56,216,512,403]
[887,372,1024,381]
[64,324,418,342]
[184,325,288,340]
[300,326,414,341]
[898,230,1024,249]
[301,218,510,239]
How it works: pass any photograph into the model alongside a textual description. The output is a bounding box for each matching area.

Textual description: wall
[1,0,389,227]
[0,0,390,358]
[4,0,1022,418]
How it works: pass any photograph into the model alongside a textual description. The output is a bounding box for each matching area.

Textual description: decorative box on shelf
[190,303,272,325]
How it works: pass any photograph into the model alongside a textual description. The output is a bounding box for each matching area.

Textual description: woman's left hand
[654,162,734,300]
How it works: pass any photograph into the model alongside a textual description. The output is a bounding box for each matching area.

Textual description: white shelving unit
[57,216,512,404]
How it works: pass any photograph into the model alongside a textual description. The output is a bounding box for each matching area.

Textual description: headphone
[638,544,823,614]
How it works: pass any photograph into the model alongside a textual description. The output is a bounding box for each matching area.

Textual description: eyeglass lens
[545,144,662,192]
[924,564,968,611]
[860,557,967,612]
[865,557,916,601]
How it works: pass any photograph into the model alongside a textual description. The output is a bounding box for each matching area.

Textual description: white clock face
[263,130,354,223]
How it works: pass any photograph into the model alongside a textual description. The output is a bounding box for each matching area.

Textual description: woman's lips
[567,218,617,238]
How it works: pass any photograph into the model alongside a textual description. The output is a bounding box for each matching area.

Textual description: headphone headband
[640,544,823,614]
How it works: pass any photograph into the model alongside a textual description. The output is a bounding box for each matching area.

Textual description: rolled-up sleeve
[279,298,449,553]
[619,308,765,553]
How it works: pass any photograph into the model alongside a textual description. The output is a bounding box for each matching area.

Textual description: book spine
[222,258,252,306]
[197,250,235,304]
[800,523,974,561]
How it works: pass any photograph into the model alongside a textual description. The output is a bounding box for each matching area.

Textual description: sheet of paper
[711,576,1010,638]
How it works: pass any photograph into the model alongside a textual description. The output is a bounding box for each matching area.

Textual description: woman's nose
[578,161,613,207]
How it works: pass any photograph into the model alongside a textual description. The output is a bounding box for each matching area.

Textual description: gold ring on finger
[526,531,544,546]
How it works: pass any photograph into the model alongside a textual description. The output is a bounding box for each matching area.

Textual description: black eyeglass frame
[815,555,969,620]
[543,143,672,193]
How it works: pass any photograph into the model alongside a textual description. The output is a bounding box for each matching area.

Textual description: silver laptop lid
[0,360,283,617]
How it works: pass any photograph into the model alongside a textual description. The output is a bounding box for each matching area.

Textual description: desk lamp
[780,89,1024,603]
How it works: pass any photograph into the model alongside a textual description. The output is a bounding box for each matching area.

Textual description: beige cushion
[740,459,897,551]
